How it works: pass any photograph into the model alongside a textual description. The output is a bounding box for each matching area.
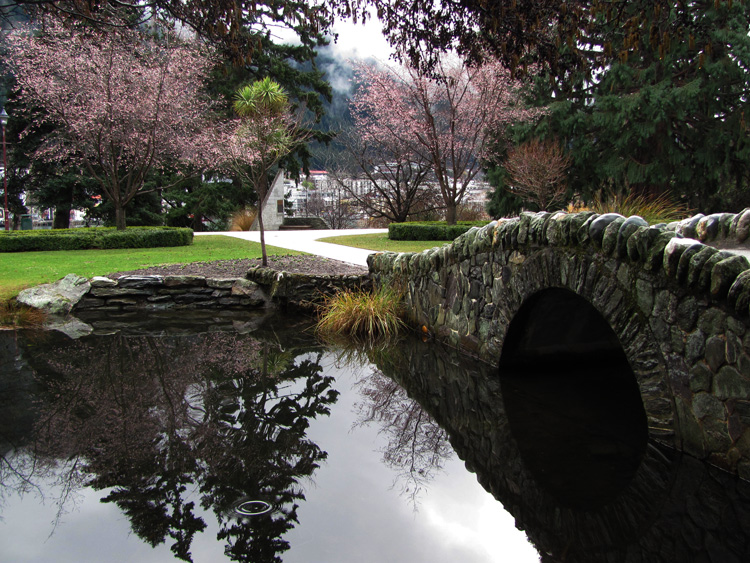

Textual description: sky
[327,15,394,62]
[271,9,394,63]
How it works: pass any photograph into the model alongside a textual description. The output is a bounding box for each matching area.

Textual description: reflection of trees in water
[353,369,452,504]
[12,331,337,562]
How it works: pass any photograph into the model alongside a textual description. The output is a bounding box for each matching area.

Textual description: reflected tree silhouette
[15,330,338,562]
[353,369,452,504]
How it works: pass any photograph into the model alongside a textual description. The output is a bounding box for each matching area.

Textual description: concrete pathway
[726,247,750,261]
[197,228,750,269]
[195,229,388,267]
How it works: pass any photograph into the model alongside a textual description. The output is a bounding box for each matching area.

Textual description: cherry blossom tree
[353,59,542,224]
[328,126,439,223]
[8,20,216,230]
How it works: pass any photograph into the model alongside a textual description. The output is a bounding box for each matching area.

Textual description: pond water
[0,312,536,563]
[1,310,749,562]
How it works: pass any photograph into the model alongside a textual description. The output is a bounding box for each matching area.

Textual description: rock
[696,213,722,241]
[705,336,726,372]
[710,255,750,301]
[713,365,750,400]
[686,246,721,289]
[231,279,268,307]
[589,213,624,248]
[90,276,117,288]
[727,270,750,315]
[601,216,626,255]
[163,275,207,287]
[231,278,260,295]
[206,278,240,289]
[693,393,725,420]
[46,316,94,339]
[546,212,578,246]
[616,216,649,258]
[663,238,702,278]
[675,213,705,239]
[734,208,750,242]
[116,275,164,288]
[16,274,91,315]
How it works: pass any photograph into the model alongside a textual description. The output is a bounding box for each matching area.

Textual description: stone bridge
[368,210,750,478]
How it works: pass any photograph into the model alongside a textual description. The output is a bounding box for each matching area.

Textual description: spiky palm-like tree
[231,78,299,265]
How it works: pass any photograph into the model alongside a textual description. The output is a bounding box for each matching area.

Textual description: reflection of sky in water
[0,351,537,563]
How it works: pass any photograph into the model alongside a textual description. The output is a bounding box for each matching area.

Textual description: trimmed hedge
[0,226,193,252]
[388,221,490,241]
[283,217,330,229]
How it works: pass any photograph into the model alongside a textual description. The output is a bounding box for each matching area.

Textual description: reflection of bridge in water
[369,210,750,479]
[376,335,750,562]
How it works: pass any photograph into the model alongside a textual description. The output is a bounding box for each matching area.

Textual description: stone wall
[75,275,270,312]
[63,269,370,314]
[368,210,750,477]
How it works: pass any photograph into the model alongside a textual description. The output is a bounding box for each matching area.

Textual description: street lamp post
[1,107,8,231]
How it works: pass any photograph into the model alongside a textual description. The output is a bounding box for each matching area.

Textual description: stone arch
[494,247,678,448]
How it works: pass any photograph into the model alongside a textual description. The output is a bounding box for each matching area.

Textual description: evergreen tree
[486,1,750,213]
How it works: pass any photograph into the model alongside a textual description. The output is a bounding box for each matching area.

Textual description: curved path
[196,227,750,268]
[195,229,388,267]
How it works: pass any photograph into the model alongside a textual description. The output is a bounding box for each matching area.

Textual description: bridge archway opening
[499,288,649,510]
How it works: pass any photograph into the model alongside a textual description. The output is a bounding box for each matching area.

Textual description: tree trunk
[53,205,72,229]
[257,172,269,266]
[258,206,268,266]
[115,205,127,230]
[445,201,458,225]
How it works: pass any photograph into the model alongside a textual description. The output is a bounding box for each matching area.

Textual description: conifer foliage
[481,1,750,211]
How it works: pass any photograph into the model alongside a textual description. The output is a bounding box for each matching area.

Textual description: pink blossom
[8,19,217,229]
[352,58,543,223]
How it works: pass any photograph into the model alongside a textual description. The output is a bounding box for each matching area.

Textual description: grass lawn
[319,232,449,253]
[0,235,302,300]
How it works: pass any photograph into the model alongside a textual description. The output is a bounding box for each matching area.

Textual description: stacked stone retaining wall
[67,269,370,314]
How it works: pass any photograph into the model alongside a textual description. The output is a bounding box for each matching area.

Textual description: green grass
[319,233,449,253]
[0,235,303,300]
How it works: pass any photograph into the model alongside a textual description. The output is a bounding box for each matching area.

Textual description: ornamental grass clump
[229,207,258,231]
[590,192,692,225]
[0,300,46,329]
[317,284,406,343]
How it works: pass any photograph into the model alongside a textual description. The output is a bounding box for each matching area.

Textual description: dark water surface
[0,312,535,562]
[1,310,750,562]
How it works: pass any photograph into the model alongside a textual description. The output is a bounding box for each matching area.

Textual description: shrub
[0,227,193,252]
[388,220,489,241]
[317,284,406,343]
[504,138,572,211]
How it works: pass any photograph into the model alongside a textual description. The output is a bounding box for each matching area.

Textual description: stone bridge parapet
[368,210,750,478]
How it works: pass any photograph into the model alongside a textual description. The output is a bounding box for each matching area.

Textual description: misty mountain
[306,45,383,170]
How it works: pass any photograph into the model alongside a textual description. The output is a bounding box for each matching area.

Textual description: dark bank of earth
[107,255,368,279]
